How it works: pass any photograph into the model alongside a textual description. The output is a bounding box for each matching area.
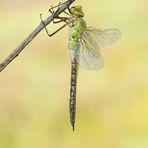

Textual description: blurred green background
[0,0,148,147]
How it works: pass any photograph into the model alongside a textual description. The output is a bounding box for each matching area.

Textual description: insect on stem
[0,0,75,72]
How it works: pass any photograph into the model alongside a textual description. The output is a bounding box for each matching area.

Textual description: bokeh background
[0,0,148,147]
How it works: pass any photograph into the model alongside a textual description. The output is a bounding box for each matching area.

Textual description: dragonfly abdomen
[69,58,78,131]
[68,18,86,131]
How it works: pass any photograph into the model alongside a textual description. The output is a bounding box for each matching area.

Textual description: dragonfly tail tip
[72,124,75,131]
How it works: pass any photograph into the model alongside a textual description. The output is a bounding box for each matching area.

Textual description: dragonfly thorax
[69,18,86,51]
[66,18,74,27]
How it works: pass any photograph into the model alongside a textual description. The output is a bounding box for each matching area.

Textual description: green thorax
[69,18,87,50]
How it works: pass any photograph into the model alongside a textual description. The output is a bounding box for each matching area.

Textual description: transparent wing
[78,41,104,70]
[78,27,121,70]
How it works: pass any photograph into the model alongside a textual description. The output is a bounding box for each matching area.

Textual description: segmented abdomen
[69,58,78,131]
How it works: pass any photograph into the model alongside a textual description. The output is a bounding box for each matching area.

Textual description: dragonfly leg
[41,1,69,37]
[63,10,71,16]
[48,2,62,14]
[53,19,65,24]
[48,3,68,23]
[53,16,68,23]
[40,14,67,37]
[63,6,72,16]
[49,2,71,17]
[46,24,67,37]
[67,7,71,14]
[49,5,54,14]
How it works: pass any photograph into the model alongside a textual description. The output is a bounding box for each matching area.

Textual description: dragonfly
[40,3,121,131]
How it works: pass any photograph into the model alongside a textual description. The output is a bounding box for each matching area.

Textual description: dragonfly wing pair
[78,27,121,70]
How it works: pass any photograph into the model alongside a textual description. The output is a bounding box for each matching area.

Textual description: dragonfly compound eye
[69,5,84,18]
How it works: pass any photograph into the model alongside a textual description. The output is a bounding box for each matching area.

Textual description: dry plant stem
[0,0,75,72]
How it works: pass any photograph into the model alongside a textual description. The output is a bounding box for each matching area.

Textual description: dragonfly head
[69,5,84,18]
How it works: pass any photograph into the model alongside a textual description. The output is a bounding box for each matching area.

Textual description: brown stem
[0,0,75,72]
